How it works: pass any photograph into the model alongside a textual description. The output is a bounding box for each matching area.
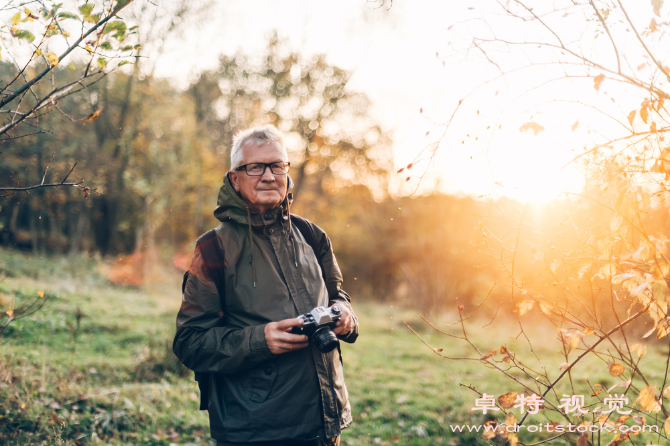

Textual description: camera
[290,306,342,353]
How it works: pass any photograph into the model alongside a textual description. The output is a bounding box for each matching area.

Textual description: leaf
[628,110,636,125]
[518,121,545,136]
[651,121,657,133]
[102,20,127,39]
[591,384,604,396]
[609,363,625,377]
[631,343,647,359]
[500,346,508,354]
[650,17,659,32]
[11,12,21,25]
[57,12,79,20]
[78,4,94,16]
[594,73,605,91]
[630,282,648,297]
[652,0,664,16]
[581,327,595,335]
[480,349,497,360]
[505,411,517,427]
[612,272,636,284]
[597,414,609,424]
[664,416,670,435]
[539,301,553,316]
[12,29,35,43]
[634,386,659,413]
[37,290,44,298]
[657,323,670,340]
[568,334,580,353]
[571,121,579,132]
[45,53,58,66]
[97,58,107,68]
[577,433,588,446]
[74,109,101,122]
[100,42,113,50]
[559,362,570,371]
[641,106,649,124]
[514,300,534,316]
[610,214,624,232]
[113,0,132,12]
[498,392,519,409]
[550,258,561,274]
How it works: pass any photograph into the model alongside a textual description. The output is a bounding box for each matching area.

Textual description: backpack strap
[291,215,327,285]
[190,228,226,410]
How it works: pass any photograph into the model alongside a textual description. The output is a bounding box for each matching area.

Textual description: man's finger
[276,331,308,343]
[274,317,305,330]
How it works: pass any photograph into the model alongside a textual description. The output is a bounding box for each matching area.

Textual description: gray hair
[230,125,286,169]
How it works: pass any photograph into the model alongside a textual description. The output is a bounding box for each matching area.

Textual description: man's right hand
[264,318,309,355]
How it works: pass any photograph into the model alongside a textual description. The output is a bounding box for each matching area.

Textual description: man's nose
[260,165,276,181]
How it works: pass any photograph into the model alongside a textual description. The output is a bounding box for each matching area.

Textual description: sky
[25,0,661,201]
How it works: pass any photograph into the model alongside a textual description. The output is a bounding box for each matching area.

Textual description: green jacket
[173,174,358,443]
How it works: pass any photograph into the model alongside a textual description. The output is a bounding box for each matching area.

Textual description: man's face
[229,141,289,213]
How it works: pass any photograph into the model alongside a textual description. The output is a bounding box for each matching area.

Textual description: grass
[0,248,669,445]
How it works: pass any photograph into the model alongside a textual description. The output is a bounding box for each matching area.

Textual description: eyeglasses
[235,162,290,176]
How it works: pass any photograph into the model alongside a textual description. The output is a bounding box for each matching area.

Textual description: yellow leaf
[597,414,609,424]
[498,392,519,409]
[650,17,659,32]
[539,301,553,316]
[74,109,102,122]
[568,334,580,353]
[627,110,636,125]
[664,416,670,435]
[37,290,44,298]
[5,309,13,319]
[610,214,623,232]
[664,387,670,400]
[11,12,20,26]
[502,356,511,363]
[652,0,663,16]
[35,48,42,56]
[616,415,631,426]
[480,348,497,360]
[507,432,518,446]
[651,121,657,133]
[505,411,517,427]
[85,45,92,53]
[594,73,605,91]
[581,327,595,335]
[641,106,649,124]
[635,385,660,413]
[500,346,508,354]
[559,362,570,371]
[514,300,534,316]
[45,53,58,66]
[609,363,625,377]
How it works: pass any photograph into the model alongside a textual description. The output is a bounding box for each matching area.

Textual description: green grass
[1,248,669,445]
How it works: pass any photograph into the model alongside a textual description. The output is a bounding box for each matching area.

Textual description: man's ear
[229,170,240,192]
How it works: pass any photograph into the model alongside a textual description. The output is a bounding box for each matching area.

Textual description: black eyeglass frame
[234,162,291,176]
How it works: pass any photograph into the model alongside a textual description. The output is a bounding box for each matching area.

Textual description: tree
[0,0,139,197]
[408,1,670,444]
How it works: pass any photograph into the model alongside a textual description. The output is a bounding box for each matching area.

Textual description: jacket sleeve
[311,222,359,344]
[172,243,274,374]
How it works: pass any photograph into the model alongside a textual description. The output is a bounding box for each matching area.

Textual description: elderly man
[173,125,358,446]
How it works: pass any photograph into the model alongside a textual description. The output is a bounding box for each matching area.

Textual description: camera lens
[312,327,340,353]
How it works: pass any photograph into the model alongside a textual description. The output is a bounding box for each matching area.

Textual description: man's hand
[332,304,354,337]
[264,318,309,355]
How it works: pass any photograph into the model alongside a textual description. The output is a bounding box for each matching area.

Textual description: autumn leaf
[502,356,512,363]
[664,416,670,435]
[498,392,520,409]
[537,301,552,316]
[559,362,570,371]
[507,432,518,446]
[594,73,605,91]
[651,121,657,133]
[627,110,636,125]
[571,121,579,132]
[581,327,595,335]
[630,343,647,359]
[615,415,631,426]
[610,214,623,232]
[37,290,44,298]
[518,121,545,136]
[576,433,588,446]
[514,300,534,316]
[650,18,658,32]
[609,363,625,377]
[641,106,649,124]
[568,334,580,353]
[635,385,660,413]
[45,53,58,66]
[597,414,609,424]
[11,12,20,25]
[652,0,664,16]
[505,411,517,427]
[74,109,101,122]
[500,346,508,354]
[480,349,497,360]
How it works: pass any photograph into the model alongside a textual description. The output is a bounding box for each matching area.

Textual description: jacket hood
[213,172,294,224]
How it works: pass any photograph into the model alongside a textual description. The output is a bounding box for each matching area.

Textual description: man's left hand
[331,304,354,337]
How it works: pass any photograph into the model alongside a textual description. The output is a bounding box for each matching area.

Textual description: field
[1,248,668,445]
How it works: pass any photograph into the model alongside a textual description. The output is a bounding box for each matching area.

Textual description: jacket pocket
[244,361,277,403]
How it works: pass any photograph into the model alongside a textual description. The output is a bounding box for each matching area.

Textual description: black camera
[290,306,342,353]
